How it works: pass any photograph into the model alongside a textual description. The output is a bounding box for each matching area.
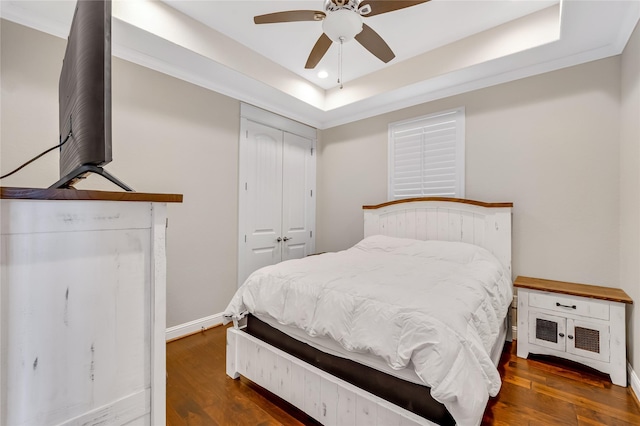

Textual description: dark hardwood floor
[167,325,640,425]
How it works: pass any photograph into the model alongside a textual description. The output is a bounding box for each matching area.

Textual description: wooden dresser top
[1,187,182,203]
[514,276,633,304]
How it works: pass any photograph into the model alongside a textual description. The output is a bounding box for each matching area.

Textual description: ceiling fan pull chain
[338,36,344,89]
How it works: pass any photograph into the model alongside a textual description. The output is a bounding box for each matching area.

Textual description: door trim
[241,103,316,140]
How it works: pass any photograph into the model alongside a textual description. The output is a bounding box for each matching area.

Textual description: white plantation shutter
[388,108,465,200]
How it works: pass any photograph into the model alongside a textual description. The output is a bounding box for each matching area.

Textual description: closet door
[243,119,284,280]
[238,104,316,288]
[282,132,315,261]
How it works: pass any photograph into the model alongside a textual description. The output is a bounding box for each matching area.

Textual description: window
[388,107,465,200]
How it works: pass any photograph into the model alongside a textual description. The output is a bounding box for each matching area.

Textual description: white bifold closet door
[238,107,316,287]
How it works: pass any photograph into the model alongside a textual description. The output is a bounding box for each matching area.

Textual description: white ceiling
[163,0,558,90]
[1,1,639,129]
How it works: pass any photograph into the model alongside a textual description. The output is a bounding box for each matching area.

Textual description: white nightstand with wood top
[514,276,633,386]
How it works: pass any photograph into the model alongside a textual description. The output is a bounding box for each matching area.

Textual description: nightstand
[514,276,633,386]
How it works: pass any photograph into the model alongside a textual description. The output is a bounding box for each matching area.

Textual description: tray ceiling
[1,0,638,129]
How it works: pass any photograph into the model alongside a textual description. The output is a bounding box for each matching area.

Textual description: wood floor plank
[543,374,639,407]
[531,382,640,424]
[167,325,640,425]
[502,372,532,389]
[576,416,609,426]
[485,399,582,426]
[486,377,579,425]
[576,406,638,426]
[503,362,549,385]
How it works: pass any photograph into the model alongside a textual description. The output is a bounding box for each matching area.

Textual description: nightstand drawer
[528,292,609,320]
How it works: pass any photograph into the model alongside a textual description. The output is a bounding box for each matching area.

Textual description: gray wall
[1,20,241,327]
[620,20,640,374]
[317,57,621,287]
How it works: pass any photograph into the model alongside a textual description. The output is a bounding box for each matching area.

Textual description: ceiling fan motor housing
[322,8,363,42]
[324,0,360,13]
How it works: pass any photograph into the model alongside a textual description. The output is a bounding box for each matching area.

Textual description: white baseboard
[629,362,640,401]
[166,312,224,341]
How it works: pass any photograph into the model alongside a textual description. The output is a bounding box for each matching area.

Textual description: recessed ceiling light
[317,70,329,79]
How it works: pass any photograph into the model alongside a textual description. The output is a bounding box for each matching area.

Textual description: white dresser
[515,276,632,387]
[0,187,181,425]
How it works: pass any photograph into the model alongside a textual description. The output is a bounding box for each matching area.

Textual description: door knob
[283,236,292,241]
[276,237,282,242]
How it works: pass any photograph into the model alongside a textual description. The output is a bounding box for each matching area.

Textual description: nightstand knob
[559,333,565,338]
[568,335,574,340]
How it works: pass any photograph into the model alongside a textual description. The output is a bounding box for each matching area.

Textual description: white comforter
[224,235,512,426]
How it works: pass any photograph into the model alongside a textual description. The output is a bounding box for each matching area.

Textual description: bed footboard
[226,327,438,426]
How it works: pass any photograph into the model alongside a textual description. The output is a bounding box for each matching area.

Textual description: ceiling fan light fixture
[322,9,363,42]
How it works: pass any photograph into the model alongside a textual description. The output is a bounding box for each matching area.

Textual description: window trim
[387,107,465,201]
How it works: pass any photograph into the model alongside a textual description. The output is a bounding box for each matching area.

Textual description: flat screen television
[49,0,132,191]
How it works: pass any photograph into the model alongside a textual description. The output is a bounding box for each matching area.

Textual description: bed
[225,197,513,426]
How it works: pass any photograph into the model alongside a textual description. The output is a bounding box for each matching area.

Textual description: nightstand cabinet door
[528,311,566,351]
[566,318,610,362]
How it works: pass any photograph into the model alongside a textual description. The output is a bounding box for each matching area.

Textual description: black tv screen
[59,0,111,176]
[51,0,130,191]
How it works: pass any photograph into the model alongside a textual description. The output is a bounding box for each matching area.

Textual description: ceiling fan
[254,0,431,69]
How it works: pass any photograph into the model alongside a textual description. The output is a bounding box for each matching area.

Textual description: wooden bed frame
[227,197,513,426]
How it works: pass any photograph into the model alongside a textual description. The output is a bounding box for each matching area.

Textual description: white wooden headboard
[363,197,513,276]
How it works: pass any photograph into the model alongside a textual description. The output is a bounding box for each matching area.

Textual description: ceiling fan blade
[254,10,325,24]
[354,23,395,63]
[359,1,430,17]
[305,33,333,69]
